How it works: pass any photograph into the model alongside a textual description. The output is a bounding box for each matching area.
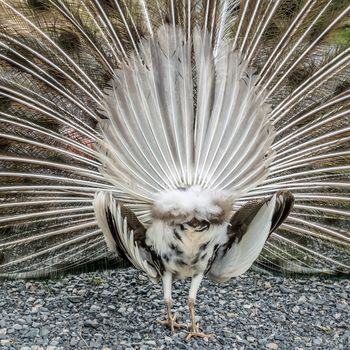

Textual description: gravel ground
[0,268,349,350]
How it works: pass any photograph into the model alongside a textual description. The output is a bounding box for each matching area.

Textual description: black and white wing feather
[208,191,294,282]
[93,191,159,282]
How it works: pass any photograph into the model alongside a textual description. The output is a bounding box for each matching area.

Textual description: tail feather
[100,25,273,203]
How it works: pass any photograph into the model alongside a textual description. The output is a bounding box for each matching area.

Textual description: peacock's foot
[185,323,213,341]
[158,314,187,333]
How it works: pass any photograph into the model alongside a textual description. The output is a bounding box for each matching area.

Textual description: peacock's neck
[150,186,234,226]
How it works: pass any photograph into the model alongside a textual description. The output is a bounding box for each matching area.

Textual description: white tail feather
[98,25,274,218]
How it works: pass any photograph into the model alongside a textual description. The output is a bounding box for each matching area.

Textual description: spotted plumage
[148,221,228,279]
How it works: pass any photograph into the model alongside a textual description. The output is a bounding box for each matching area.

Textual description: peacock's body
[0,0,349,338]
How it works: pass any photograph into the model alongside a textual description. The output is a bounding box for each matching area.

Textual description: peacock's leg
[186,274,212,340]
[158,272,186,333]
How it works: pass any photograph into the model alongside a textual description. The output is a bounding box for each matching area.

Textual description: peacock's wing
[93,191,160,283]
[207,191,294,282]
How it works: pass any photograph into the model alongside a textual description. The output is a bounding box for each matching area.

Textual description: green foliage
[327,23,350,45]
[91,276,107,285]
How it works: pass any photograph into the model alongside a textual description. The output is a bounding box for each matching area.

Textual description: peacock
[0,0,349,339]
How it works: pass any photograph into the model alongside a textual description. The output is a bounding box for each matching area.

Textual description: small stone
[84,319,98,328]
[77,289,87,296]
[292,306,300,313]
[247,336,256,342]
[343,331,350,341]
[279,286,291,293]
[0,328,6,335]
[24,328,39,338]
[49,339,60,346]
[117,307,126,314]
[70,338,80,346]
[13,324,23,330]
[101,290,110,297]
[144,340,157,346]
[297,295,307,304]
[266,343,278,349]
[90,305,100,313]
[258,338,267,346]
[31,305,42,312]
[68,296,82,303]
[90,340,102,348]
[313,338,322,345]
[40,327,50,337]
[132,332,141,340]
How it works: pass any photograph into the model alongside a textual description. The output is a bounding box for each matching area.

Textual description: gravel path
[0,268,349,350]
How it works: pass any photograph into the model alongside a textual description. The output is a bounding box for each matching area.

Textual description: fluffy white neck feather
[151,186,235,224]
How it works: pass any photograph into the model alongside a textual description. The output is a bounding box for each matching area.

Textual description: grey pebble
[297,295,307,304]
[118,306,127,314]
[84,319,98,328]
[68,296,82,303]
[314,338,323,345]
[50,339,61,346]
[90,305,101,313]
[12,324,23,330]
[40,327,50,337]
[24,328,39,338]
[133,332,142,340]
[70,337,80,346]
[292,305,300,313]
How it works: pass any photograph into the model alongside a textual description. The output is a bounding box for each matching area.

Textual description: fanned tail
[0,0,349,277]
[99,24,274,223]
